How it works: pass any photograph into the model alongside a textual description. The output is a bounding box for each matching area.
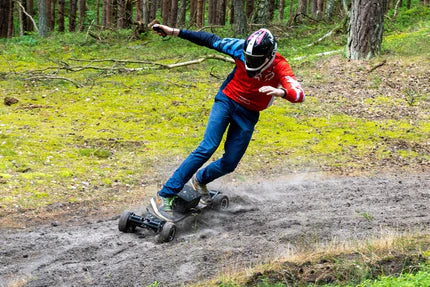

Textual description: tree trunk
[298,0,307,15]
[79,0,86,31]
[406,0,411,8]
[246,0,254,19]
[136,0,142,22]
[118,0,125,28]
[39,0,49,36]
[162,0,170,24]
[58,0,65,31]
[148,0,156,23]
[325,0,336,19]
[168,0,177,26]
[317,0,324,19]
[233,0,246,34]
[269,0,275,21]
[311,0,318,17]
[196,0,204,27]
[254,0,270,25]
[208,0,215,24]
[125,0,132,28]
[69,0,77,31]
[189,0,197,25]
[289,0,294,22]
[25,0,34,32]
[8,0,14,37]
[177,0,186,26]
[348,0,386,60]
[17,0,24,36]
[141,0,148,24]
[49,0,55,31]
[217,0,226,25]
[279,0,285,20]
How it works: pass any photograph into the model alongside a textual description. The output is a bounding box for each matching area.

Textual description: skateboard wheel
[212,195,229,210]
[158,222,177,243]
[118,210,134,233]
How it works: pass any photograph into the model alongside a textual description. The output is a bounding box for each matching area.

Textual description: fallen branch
[368,59,387,73]
[69,54,235,69]
[292,50,342,61]
[162,54,234,68]
[26,75,83,88]
[307,30,333,47]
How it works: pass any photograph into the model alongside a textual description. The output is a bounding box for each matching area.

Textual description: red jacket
[179,30,305,111]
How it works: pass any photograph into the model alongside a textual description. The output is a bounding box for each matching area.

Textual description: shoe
[150,193,177,221]
[191,175,212,205]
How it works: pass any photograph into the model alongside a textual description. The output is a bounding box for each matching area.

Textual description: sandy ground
[1,173,429,287]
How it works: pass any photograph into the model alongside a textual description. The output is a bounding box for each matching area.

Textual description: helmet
[243,28,277,78]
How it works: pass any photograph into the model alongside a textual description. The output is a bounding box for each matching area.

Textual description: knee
[219,158,238,173]
[193,142,218,158]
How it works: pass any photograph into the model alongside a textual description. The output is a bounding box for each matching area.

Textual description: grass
[194,233,430,287]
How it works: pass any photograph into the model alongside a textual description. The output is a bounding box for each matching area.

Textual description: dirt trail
[1,173,429,287]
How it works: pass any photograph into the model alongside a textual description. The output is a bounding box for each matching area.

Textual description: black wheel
[118,210,134,232]
[212,195,229,210]
[157,222,177,243]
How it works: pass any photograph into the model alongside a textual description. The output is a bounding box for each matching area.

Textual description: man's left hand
[258,86,284,98]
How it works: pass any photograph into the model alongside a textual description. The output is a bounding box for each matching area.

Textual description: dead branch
[196,25,224,32]
[27,75,83,88]
[292,50,342,61]
[307,30,333,47]
[69,58,158,65]
[368,59,387,73]
[14,0,39,33]
[69,54,235,69]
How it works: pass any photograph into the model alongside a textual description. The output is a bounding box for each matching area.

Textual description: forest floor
[1,173,429,286]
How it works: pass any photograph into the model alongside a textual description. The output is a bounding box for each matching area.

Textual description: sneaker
[191,175,212,205]
[150,193,177,221]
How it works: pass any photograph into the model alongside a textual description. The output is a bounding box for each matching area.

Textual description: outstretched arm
[151,24,243,58]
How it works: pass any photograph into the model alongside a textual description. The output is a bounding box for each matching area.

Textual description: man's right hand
[152,24,178,38]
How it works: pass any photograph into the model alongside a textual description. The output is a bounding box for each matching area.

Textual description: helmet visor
[244,53,267,70]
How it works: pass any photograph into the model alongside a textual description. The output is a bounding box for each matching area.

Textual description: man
[151,24,305,221]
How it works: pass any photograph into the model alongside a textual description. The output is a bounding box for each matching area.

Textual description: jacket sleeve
[277,61,305,103]
[178,29,244,58]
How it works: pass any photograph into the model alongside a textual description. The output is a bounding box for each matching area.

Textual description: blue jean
[158,91,260,197]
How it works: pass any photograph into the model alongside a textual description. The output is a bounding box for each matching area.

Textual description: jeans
[158,91,260,197]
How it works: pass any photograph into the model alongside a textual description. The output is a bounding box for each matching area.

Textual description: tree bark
[233,0,246,34]
[39,0,49,36]
[298,0,307,15]
[118,0,125,28]
[217,0,226,25]
[162,0,170,24]
[25,0,34,32]
[196,0,204,27]
[69,0,77,31]
[254,0,271,25]
[168,0,178,27]
[79,0,86,31]
[269,0,275,21]
[49,0,55,31]
[246,0,254,20]
[279,0,285,20]
[148,0,156,23]
[58,0,64,31]
[348,0,386,60]
[177,0,186,26]
[136,0,142,22]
